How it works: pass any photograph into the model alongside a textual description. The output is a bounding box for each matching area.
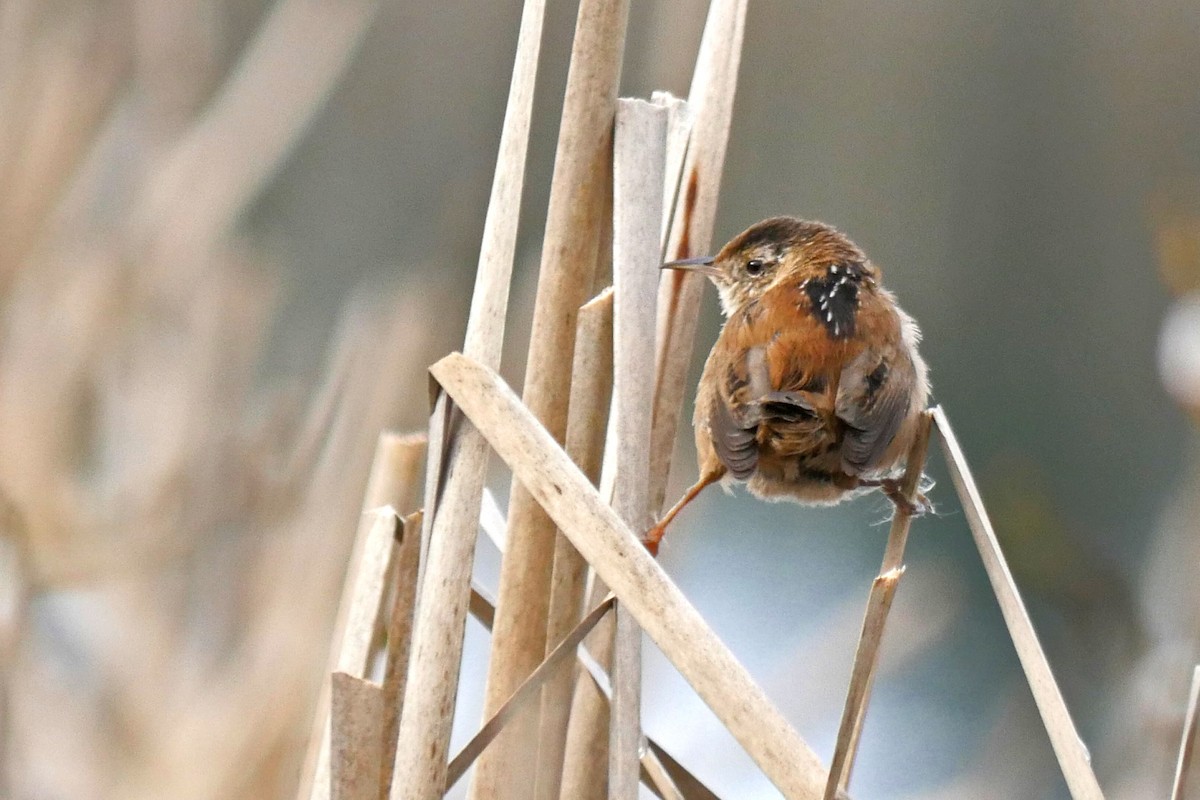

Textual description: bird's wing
[705,345,766,480]
[834,341,915,475]
[709,392,759,480]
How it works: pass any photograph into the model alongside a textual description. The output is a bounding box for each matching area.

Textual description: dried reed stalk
[472,1,633,796]
[650,0,748,514]
[331,672,385,800]
[558,415,634,800]
[448,596,617,792]
[558,601,615,799]
[933,406,1104,800]
[607,97,669,798]
[431,352,831,798]
[470,582,498,630]
[609,608,641,796]
[570,645,696,800]
[300,433,426,800]
[469,574,711,800]
[644,740,722,800]
[536,290,615,800]
[312,510,399,795]
[825,568,902,800]
[639,752,685,800]
[651,92,695,249]
[335,509,401,681]
[0,496,25,800]
[472,1,630,795]
[825,411,933,798]
[387,0,545,795]
[561,1,744,780]
[1172,666,1200,800]
[379,510,424,795]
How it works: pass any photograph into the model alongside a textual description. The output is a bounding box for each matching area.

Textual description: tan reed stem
[644,739,722,800]
[607,96,668,798]
[379,510,424,797]
[649,0,748,515]
[825,410,932,797]
[387,0,545,795]
[639,748,685,800]
[447,596,616,792]
[558,4,746,790]
[558,591,615,800]
[1173,665,1200,800]
[331,672,385,800]
[471,1,629,797]
[299,433,426,800]
[651,92,694,250]
[535,290,615,800]
[432,352,833,799]
[933,406,1104,800]
[322,510,399,796]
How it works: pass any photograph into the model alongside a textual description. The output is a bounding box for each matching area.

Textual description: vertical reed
[649,0,748,514]
[536,290,614,800]
[471,1,629,796]
[825,411,932,798]
[607,97,668,797]
[386,0,546,795]
[559,7,747,791]
[299,433,426,800]
[380,510,424,796]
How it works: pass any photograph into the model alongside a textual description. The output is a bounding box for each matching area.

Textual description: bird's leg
[856,477,931,517]
[643,468,725,557]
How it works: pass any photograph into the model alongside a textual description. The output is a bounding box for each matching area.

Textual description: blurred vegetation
[2,0,1199,798]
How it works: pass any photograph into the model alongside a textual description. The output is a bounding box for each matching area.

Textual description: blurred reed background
[1,0,1199,798]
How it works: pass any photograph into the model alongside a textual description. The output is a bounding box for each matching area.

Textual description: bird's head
[663,217,878,316]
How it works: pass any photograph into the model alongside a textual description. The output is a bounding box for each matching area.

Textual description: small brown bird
[645,216,930,554]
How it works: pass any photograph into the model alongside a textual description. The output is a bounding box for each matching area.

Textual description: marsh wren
[645,217,930,554]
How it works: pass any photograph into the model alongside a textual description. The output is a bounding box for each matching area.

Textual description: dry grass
[0,3,427,799]
[4,3,1182,800]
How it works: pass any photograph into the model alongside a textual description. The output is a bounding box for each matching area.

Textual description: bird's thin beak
[661,255,718,277]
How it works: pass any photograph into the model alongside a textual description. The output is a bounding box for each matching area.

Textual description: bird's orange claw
[641,524,665,557]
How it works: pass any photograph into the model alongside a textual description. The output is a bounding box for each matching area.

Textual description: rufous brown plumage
[645,216,930,555]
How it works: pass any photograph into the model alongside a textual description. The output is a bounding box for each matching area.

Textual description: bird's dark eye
[746,258,765,275]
